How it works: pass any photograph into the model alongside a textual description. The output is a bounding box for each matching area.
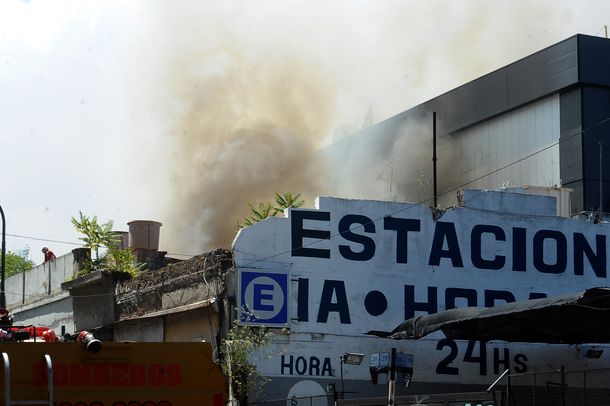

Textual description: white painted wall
[233,191,610,399]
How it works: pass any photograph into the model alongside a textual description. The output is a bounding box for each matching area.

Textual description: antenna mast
[433,111,438,208]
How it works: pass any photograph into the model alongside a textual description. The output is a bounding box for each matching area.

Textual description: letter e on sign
[238,269,289,326]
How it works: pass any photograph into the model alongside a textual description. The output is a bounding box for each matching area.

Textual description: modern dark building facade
[326,34,610,216]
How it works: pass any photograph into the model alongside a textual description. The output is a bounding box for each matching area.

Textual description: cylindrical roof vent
[128,220,162,250]
[112,231,129,250]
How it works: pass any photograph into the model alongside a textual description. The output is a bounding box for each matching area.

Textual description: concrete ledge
[61,270,107,291]
[9,291,71,313]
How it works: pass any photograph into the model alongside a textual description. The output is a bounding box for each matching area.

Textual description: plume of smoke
[147,0,577,254]
[324,117,462,205]
[163,44,335,252]
[319,0,571,206]
[390,125,463,206]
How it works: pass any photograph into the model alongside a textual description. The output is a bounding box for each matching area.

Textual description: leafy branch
[238,192,305,229]
[71,212,142,277]
[71,211,116,262]
[222,317,271,402]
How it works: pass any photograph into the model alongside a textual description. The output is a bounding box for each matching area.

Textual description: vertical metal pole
[21,269,25,305]
[3,352,10,406]
[387,348,396,406]
[47,261,52,295]
[433,112,438,208]
[340,357,345,400]
[0,205,6,309]
[533,371,537,406]
[45,353,53,405]
[2,352,11,406]
[506,374,511,406]
[560,366,566,406]
[599,141,604,223]
[583,370,587,406]
[226,341,237,406]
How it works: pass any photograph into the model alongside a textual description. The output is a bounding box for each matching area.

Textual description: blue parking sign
[238,269,289,326]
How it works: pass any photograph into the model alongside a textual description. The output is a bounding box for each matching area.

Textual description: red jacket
[44,251,56,262]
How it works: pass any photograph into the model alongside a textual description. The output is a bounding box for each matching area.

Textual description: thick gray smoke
[162,45,335,251]
[149,0,577,254]
[322,118,461,206]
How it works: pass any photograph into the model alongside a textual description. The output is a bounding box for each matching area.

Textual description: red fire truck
[0,321,227,406]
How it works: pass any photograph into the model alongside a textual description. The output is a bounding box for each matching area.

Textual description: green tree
[274,192,304,212]
[71,212,141,277]
[71,211,116,262]
[240,202,276,228]
[1,249,34,277]
[238,192,305,228]
[105,245,141,277]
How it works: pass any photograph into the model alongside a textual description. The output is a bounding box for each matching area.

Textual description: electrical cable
[5,233,199,258]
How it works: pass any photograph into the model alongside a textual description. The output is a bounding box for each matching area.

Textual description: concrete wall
[114,318,164,342]
[11,293,75,335]
[164,308,219,343]
[113,308,219,344]
[60,271,116,333]
[460,188,557,217]
[6,249,91,336]
[6,251,77,308]
[3,247,226,349]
